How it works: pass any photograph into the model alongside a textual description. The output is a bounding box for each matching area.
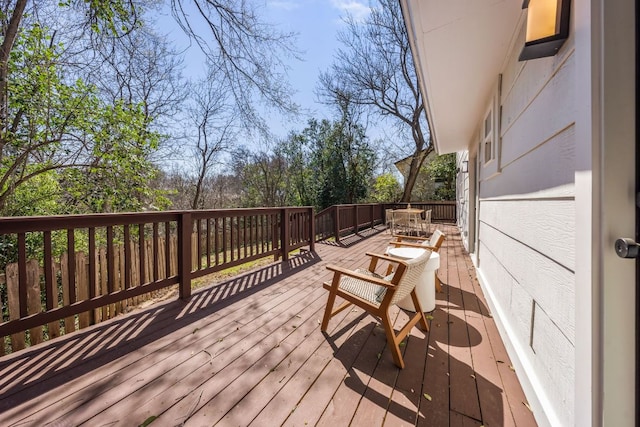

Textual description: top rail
[314,201,456,243]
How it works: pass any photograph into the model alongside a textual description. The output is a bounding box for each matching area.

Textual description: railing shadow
[317,225,388,248]
[0,250,321,413]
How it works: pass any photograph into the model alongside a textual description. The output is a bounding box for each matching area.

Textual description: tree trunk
[0,0,28,162]
[400,145,432,202]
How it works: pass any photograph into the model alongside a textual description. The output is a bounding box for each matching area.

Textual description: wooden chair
[418,209,432,235]
[390,228,445,252]
[385,209,394,233]
[387,229,446,291]
[391,210,411,235]
[321,250,432,369]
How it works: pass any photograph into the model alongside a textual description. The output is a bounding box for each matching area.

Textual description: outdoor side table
[387,247,440,312]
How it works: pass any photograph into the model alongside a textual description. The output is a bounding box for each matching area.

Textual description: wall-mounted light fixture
[518,0,571,61]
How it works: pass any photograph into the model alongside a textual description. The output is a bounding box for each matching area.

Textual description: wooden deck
[0,224,537,426]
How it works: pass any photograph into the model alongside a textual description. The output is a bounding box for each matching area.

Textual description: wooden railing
[315,203,385,243]
[0,207,314,355]
[383,201,457,222]
[315,201,456,243]
[0,201,455,355]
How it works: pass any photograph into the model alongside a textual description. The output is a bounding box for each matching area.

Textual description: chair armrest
[393,234,426,242]
[388,241,426,249]
[364,251,408,265]
[325,264,395,288]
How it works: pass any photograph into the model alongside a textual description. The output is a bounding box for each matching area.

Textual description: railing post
[353,205,358,234]
[334,206,340,243]
[280,208,290,261]
[309,207,316,252]
[370,204,375,229]
[178,211,192,300]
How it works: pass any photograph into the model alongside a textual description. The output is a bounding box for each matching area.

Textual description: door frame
[574,0,636,425]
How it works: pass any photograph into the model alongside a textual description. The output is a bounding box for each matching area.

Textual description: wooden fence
[1,235,179,353]
[0,207,314,355]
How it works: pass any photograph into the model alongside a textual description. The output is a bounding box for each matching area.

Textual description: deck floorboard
[0,224,538,426]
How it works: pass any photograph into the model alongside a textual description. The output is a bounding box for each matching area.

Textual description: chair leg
[385,263,394,276]
[410,290,429,331]
[381,312,404,369]
[321,290,338,332]
[435,273,442,293]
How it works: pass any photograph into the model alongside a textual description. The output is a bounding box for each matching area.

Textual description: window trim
[480,75,502,178]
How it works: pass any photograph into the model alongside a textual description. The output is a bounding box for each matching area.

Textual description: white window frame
[481,75,502,179]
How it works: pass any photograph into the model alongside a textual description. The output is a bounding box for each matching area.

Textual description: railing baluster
[206,219,211,268]
[334,206,340,243]
[153,222,159,282]
[107,226,114,294]
[43,231,54,310]
[252,215,257,256]
[178,212,191,300]
[67,229,76,304]
[165,221,171,277]
[236,216,241,260]
[232,216,237,261]
[89,227,96,298]
[138,223,145,284]
[243,215,248,258]
[215,217,220,266]
[222,217,227,264]
[124,224,131,289]
[17,233,27,318]
[261,214,266,253]
[195,219,201,270]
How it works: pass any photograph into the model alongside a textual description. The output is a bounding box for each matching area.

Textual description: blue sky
[265,0,370,131]
[154,0,372,139]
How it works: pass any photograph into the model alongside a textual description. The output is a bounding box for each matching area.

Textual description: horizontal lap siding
[481,199,575,273]
[482,125,575,199]
[479,223,575,344]
[476,22,576,427]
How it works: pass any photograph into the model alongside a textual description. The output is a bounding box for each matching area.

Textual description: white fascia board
[402,0,522,154]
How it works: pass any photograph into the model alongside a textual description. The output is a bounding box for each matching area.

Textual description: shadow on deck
[0,224,537,426]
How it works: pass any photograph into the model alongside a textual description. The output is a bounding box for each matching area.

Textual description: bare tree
[170,0,300,135]
[317,0,431,202]
[91,28,185,129]
[186,69,236,209]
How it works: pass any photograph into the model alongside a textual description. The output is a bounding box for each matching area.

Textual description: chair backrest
[385,209,394,224]
[389,249,432,305]
[423,209,432,223]
[393,210,409,226]
[424,229,445,251]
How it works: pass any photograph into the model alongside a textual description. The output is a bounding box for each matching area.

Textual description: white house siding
[471,22,576,427]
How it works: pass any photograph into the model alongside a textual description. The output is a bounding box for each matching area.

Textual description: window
[480,75,502,178]
[483,110,493,164]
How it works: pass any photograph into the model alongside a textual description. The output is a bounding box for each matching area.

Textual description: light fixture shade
[518,0,571,61]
